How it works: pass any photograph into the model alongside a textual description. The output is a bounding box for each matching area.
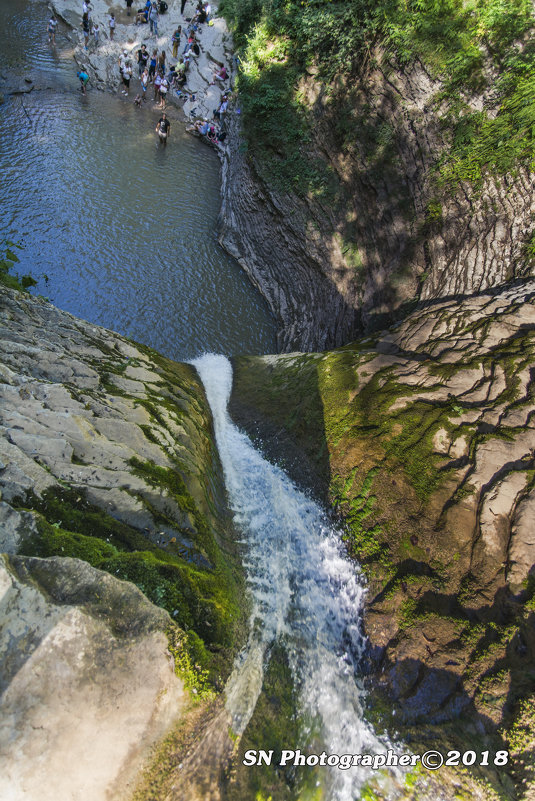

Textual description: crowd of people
[51,0,231,146]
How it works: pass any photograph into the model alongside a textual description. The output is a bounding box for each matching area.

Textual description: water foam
[193,353,397,800]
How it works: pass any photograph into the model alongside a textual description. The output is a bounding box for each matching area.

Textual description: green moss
[167,624,215,698]
[335,467,389,565]
[29,516,119,562]
[16,485,243,684]
[17,487,159,553]
[221,0,535,198]
[128,456,234,574]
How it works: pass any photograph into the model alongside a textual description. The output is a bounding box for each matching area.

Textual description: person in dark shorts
[82,14,90,50]
[77,69,89,94]
[148,49,157,81]
[155,112,170,143]
[121,61,132,95]
[137,43,149,75]
[47,15,58,44]
[126,0,134,15]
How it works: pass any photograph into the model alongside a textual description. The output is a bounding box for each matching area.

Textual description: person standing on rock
[109,13,116,39]
[121,61,133,95]
[149,3,159,36]
[126,0,134,16]
[92,21,100,46]
[82,14,90,50]
[47,15,58,44]
[180,0,187,15]
[171,25,181,59]
[137,43,149,76]
[148,49,157,81]
[119,49,128,80]
[155,112,170,143]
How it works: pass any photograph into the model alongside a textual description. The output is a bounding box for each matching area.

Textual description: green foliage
[0,239,36,292]
[235,22,332,193]
[166,624,214,697]
[523,230,535,262]
[220,0,535,193]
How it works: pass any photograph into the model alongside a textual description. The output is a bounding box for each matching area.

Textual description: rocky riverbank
[230,279,535,798]
[51,0,233,122]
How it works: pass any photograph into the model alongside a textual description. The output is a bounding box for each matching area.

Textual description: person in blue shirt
[76,69,89,94]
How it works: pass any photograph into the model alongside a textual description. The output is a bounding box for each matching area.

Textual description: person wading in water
[155,112,170,144]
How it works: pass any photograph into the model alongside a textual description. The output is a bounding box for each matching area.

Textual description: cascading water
[193,354,401,801]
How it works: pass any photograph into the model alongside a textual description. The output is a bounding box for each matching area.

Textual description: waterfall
[193,354,398,801]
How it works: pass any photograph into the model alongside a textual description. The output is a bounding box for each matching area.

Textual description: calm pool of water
[0,0,277,360]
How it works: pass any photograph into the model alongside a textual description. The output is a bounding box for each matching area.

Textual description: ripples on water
[1,0,277,360]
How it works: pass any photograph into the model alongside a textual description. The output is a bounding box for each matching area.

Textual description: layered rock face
[220,59,535,352]
[230,280,535,790]
[0,285,243,800]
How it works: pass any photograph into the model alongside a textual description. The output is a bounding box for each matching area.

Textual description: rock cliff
[218,4,535,352]
[0,554,184,801]
[230,279,535,797]
[0,284,244,800]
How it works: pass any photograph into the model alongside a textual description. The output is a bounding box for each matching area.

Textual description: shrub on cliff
[221,0,535,192]
[0,239,37,291]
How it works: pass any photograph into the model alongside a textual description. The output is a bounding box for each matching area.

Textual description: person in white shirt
[47,15,58,44]
[109,13,116,40]
[121,61,133,95]
[159,76,168,108]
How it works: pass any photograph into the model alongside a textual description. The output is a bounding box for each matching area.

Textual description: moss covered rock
[0,284,245,682]
[231,280,535,797]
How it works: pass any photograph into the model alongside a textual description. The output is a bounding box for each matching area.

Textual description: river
[0,0,277,361]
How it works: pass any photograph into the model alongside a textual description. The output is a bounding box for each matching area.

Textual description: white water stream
[194,354,399,801]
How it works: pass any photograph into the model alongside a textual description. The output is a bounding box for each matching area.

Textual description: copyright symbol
[421,750,444,770]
